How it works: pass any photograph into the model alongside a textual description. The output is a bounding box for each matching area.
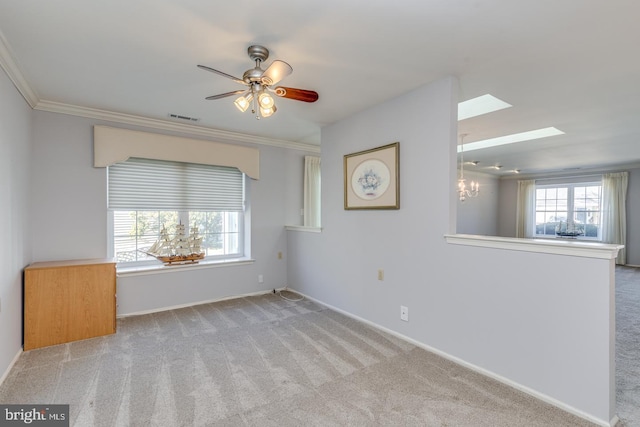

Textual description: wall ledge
[285,225,322,233]
[444,234,623,260]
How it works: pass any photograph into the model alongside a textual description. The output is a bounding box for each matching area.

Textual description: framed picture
[344,142,399,210]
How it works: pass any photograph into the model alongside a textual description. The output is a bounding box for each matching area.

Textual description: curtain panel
[602,171,628,264]
[303,156,321,228]
[516,179,536,238]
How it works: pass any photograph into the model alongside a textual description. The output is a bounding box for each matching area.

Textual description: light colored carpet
[615,266,640,426]
[0,290,610,426]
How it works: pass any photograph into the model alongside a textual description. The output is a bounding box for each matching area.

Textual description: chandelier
[457,133,479,202]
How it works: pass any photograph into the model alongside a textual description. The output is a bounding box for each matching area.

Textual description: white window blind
[108,158,244,211]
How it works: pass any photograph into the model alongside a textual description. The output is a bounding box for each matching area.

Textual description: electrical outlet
[258,274,264,283]
[400,305,408,321]
[278,252,283,259]
[377,269,384,281]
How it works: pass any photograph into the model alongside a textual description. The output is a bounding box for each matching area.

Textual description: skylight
[458,94,512,120]
[457,127,565,153]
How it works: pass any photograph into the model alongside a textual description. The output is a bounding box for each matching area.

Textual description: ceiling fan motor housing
[243,68,264,84]
[247,45,269,62]
[244,45,270,84]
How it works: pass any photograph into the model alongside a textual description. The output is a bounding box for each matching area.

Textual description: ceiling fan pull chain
[253,93,260,120]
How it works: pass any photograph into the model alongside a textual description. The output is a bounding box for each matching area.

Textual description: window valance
[93,125,260,179]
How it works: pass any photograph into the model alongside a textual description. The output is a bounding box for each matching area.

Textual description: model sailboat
[146,222,205,265]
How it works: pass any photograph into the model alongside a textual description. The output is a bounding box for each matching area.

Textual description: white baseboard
[0,348,23,387]
[117,287,287,318]
[296,291,617,427]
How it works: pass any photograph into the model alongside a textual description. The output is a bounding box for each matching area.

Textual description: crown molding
[499,162,640,180]
[34,100,321,153]
[0,29,39,108]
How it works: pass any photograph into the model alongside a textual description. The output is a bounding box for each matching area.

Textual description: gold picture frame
[344,142,399,210]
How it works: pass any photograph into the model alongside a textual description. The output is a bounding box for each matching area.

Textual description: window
[108,158,246,265]
[535,181,602,239]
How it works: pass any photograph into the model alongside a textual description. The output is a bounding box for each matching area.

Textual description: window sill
[117,257,255,277]
[444,234,623,260]
[534,235,601,242]
[285,225,322,233]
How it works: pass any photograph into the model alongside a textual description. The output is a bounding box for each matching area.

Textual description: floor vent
[168,113,200,122]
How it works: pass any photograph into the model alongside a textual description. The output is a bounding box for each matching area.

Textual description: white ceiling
[1,1,639,176]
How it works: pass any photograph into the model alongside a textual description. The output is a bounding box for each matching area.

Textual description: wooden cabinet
[24,258,116,350]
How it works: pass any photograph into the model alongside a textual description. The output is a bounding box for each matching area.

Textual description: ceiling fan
[198,45,319,119]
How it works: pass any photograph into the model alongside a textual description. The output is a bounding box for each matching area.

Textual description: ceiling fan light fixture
[260,104,277,118]
[234,92,253,112]
[258,91,275,109]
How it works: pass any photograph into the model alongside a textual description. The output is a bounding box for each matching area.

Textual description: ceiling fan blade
[261,60,293,86]
[205,90,246,100]
[274,87,319,103]
[197,65,247,85]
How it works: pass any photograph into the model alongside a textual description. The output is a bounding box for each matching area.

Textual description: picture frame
[344,142,399,210]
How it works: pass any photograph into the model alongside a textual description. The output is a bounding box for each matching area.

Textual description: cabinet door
[24,263,116,350]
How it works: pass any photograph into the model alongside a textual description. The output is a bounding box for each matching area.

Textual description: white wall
[29,111,308,315]
[0,68,32,380]
[456,170,499,235]
[497,178,518,237]
[31,112,108,261]
[287,76,615,424]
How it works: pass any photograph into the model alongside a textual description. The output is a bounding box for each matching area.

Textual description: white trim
[0,348,23,387]
[116,258,255,277]
[116,287,284,317]
[285,225,322,233]
[294,291,616,427]
[0,29,38,107]
[35,100,321,153]
[444,234,623,260]
[501,163,640,180]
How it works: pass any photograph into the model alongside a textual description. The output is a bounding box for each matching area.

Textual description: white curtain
[303,156,321,228]
[516,179,536,238]
[602,171,628,264]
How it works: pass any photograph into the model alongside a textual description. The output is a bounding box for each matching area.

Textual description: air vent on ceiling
[168,113,200,122]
